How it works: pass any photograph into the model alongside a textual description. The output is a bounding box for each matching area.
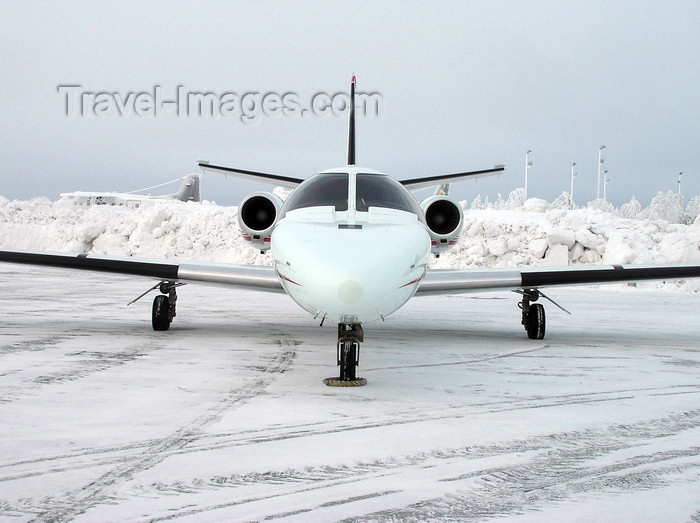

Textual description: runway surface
[0,265,699,521]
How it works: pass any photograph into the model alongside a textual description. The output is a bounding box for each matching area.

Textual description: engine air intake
[237,192,284,252]
[241,196,277,232]
[420,195,464,255]
[425,199,461,236]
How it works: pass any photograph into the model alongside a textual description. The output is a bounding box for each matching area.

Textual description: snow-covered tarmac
[1,265,699,522]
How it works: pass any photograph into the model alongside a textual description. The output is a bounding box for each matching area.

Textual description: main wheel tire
[527,303,545,339]
[339,339,358,381]
[152,295,171,331]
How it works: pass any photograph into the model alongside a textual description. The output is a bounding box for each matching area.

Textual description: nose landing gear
[324,323,367,387]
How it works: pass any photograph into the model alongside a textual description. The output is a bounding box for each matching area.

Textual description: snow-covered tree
[505,188,526,209]
[552,192,574,210]
[587,199,614,213]
[494,193,506,210]
[685,195,700,224]
[619,196,642,219]
[640,191,685,223]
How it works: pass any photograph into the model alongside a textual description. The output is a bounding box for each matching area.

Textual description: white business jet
[60,173,201,207]
[2,77,699,385]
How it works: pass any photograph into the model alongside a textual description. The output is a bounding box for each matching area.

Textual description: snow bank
[433,205,700,271]
[0,198,266,265]
[1,195,699,291]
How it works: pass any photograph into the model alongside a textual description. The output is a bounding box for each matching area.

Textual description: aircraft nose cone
[338,280,363,304]
[272,217,431,322]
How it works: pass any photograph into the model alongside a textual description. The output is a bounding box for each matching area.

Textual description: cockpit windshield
[280,172,422,219]
[281,173,349,215]
[355,174,421,215]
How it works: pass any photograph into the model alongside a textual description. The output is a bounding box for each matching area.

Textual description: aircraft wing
[198,162,304,188]
[417,264,700,295]
[0,250,283,292]
[400,166,505,191]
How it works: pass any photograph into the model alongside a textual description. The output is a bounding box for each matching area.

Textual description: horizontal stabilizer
[198,162,304,188]
[400,165,505,191]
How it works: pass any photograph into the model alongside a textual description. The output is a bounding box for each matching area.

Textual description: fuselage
[271,167,431,324]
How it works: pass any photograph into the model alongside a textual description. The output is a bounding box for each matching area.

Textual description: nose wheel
[324,323,367,387]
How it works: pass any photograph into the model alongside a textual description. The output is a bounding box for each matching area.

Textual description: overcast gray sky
[1,1,698,206]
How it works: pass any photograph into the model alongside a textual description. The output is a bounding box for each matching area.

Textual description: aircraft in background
[2,78,700,385]
[59,174,200,208]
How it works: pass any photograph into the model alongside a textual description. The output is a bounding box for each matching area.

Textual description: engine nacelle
[237,192,284,251]
[420,195,464,255]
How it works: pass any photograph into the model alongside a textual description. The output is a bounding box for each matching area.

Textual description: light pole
[678,171,683,195]
[570,162,577,206]
[525,150,532,199]
[597,145,606,200]
[603,170,609,201]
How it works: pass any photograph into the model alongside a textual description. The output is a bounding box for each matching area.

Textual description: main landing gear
[152,282,179,331]
[128,281,183,331]
[518,289,545,339]
[515,288,571,340]
[324,323,367,387]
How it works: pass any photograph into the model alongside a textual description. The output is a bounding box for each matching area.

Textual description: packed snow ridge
[1,189,699,292]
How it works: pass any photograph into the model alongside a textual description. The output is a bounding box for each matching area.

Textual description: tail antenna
[347,75,356,166]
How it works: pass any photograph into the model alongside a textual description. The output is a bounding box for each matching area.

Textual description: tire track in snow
[349,447,700,521]
[131,382,700,456]
[23,335,297,522]
[126,410,700,521]
[1,383,697,484]
[0,344,163,404]
[363,344,552,372]
[0,336,72,357]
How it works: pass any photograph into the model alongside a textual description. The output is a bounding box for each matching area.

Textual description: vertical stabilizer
[347,75,356,166]
[175,174,201,202]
